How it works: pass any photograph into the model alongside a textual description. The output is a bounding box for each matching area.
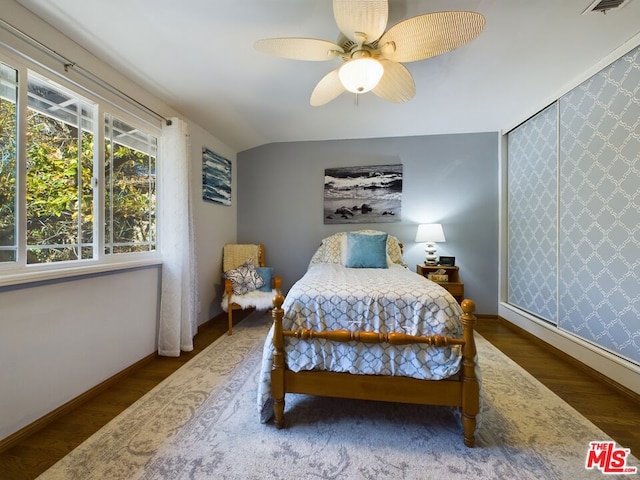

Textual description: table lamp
[415,223,445,265]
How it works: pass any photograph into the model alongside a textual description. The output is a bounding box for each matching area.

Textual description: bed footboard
[270,293,479,447]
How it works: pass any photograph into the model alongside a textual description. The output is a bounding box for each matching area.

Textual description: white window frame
[102,110,158,257]
[0,47,161,287]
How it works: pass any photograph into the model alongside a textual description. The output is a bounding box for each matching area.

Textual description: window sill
[0,258,163,289]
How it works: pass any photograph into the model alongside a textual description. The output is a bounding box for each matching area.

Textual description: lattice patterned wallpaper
[559,46,640,364]
[508,104,558,324]
[508,45,640,365]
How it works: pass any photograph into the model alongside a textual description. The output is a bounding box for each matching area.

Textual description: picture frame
[202,147,231,206]
[439,256,455,266]
[324,164,402,224]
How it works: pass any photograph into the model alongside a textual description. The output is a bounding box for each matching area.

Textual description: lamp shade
[338,57,384,93]
[415,224,445,243]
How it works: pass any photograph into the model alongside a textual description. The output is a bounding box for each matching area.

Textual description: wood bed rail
[283,327,466,347]
[271,294,476,350]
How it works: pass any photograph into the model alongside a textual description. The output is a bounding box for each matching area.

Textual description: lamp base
[425,243,437,265]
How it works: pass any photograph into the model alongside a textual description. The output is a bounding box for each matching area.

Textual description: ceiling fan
[254,0,485,106]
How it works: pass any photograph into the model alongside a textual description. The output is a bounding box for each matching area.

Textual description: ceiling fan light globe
[338,58,384,93]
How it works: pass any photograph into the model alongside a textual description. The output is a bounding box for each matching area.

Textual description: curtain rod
[0,17,172,126]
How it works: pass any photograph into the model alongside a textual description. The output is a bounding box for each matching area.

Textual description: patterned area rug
[38,312,638,480]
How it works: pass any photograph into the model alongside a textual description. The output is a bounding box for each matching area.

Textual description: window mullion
[76,107,83,260]
[16,63,27,266]
[94,109,105,259]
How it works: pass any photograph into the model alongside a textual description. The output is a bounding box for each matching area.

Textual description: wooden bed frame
[270,292,480,447]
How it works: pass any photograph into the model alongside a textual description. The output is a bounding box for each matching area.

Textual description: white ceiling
[14,0,640,152]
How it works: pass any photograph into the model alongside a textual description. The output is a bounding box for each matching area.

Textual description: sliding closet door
[507,45,639,365]
[558,46,640,364]
[507,104,558,324]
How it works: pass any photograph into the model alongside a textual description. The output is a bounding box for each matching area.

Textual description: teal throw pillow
[345,232,388,269]
[255,267,274,292]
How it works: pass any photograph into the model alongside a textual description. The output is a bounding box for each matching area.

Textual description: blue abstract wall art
[202,147,231,206]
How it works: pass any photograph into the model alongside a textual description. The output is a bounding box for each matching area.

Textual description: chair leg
[228,308,233,335]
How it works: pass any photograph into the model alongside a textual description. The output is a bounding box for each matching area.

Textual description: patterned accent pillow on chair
[224,260,265,295]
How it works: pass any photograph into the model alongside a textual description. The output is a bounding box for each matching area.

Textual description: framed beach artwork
[324,164,402,224]
[202,147,231,206]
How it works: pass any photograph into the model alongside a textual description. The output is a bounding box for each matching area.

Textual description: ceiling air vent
[583,0,631,14]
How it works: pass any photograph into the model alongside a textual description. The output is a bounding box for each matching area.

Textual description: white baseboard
[498,302,640,397]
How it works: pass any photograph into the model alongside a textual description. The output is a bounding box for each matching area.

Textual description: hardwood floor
[475,318,640,460]
[0,313,638,479]
[0,309,252,480]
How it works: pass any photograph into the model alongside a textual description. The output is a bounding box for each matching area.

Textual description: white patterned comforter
[257,263,467,421]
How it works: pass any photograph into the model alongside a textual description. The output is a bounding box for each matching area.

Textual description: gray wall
[237,132,499,315]
[189,122,238,322]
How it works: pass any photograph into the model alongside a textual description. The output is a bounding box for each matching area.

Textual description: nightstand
[417,264,464,304]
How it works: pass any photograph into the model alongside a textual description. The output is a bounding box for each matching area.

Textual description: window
[26,73,96,263]
[104,115,156,254]
[0,56,158,275]
[0,63,17,262]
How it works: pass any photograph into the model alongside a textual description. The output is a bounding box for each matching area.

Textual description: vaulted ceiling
[14,0,640,151]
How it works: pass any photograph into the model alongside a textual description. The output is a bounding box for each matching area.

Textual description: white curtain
[158,117,198,356]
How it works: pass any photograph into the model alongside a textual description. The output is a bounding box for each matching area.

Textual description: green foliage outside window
[105,140,156,255]
[0,96,17,262]
[26,111,94,263]
[0,80,156,265]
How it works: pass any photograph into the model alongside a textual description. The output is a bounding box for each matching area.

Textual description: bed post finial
[272,291,284,310]
[461,298,475,315]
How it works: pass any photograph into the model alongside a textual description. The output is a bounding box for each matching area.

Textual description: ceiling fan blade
[254,38,344,61]
[333,0,388,45]
[371,60,415,103]
[379,11,485,63]
[310,68,346,106]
